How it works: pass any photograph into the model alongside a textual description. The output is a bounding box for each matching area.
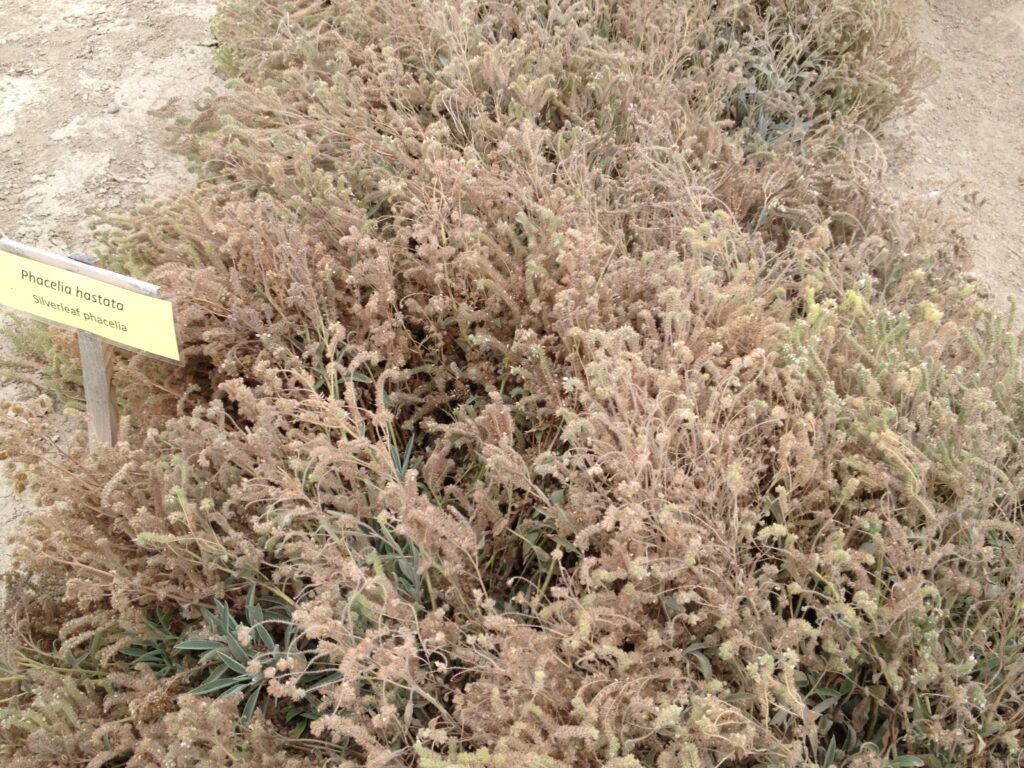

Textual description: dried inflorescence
[2,0,1022,766]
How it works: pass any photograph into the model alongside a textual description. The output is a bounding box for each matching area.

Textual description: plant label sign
[0,235,181,447]
[0,239,180,362]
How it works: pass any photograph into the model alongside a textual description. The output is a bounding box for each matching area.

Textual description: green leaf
[302,672,342,693]
[220,621,249,662]
[218,600,239,633]
[263,607,290,624]
[120,646,156,658]
[822,736,837,767]
[245,584,257,620]
[216,650,251,676]
[813,695,840,715]
[390,443,404,480]
[403,432,415,474]
[220,681,252,698]
[199,607,218,630]
[191,674,249,696]
[175,639,224,652]
[682,643,713,680]
[686,650,713,681]
[254,621,275,651]
[887,758,924,768]
[199,647,224,664]
[242,687,261,722]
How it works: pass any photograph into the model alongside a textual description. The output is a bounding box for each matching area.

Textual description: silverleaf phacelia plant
[3,1,1022,767]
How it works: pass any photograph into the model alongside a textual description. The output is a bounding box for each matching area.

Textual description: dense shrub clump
[2,1,1023,766]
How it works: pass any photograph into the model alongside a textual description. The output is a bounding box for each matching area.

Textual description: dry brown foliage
[2,1,1022,766]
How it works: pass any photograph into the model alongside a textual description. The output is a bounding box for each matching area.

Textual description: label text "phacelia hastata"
[21,268,126,311]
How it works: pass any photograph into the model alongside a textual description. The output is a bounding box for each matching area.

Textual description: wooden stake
[77,331,119,447]
[69,252,119,447]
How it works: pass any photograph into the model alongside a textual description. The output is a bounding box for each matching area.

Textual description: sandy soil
[0,0,217,572]
[888,0,1024,314]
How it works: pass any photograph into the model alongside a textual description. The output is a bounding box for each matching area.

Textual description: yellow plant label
[0,246,180,362]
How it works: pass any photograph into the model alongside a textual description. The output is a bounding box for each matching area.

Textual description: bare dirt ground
[0,0,217,572]
[888,0,1024,314]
